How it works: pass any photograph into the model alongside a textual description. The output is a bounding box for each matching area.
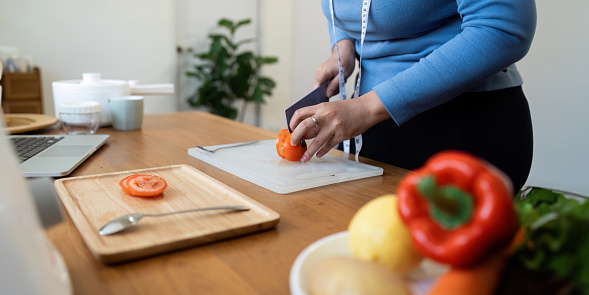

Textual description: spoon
[196,140,259,153]
[98,205,250,236]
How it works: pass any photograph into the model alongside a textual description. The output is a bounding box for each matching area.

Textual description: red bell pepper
[397,150,519,267]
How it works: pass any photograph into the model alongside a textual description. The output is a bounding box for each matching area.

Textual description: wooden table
[45,111,410,295]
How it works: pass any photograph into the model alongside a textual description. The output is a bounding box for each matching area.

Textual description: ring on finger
[311,115,319,128]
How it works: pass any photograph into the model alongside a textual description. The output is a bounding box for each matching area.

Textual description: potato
[309,256,411,295]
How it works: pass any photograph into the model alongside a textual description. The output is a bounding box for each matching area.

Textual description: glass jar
[59,101,101,135]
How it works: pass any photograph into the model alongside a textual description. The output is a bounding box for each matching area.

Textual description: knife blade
[285,80,330,133]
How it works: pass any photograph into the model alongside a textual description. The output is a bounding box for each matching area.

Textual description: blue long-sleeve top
[321,0,537,125]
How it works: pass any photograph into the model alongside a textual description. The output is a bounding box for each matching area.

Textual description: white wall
[259,0,333,132]
[517,0,589,196]
[0,0,176,116]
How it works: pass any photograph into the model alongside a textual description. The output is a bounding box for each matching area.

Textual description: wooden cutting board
[54,165,280,264]
[3,113,58,134]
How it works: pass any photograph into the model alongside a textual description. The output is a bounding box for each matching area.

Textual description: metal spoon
[196,140,259,153]
[98,205,250,236]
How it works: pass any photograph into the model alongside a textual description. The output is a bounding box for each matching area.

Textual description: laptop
[8,134,109,177]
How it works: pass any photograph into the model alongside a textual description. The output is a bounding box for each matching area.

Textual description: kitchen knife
[285,80,330,133]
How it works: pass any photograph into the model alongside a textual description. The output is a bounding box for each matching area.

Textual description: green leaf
[195,52,212,60]
[249,86,265,103]
[546,253,575,277]
[235,19,251,28]
[261,56,279,64]
[576,245,589,292]
[257,77,276,88]
[523,187,562,206]
[218,19,233,30]
[229,75,249,98]
[236,51,254,63]
[186,72,203,80]
[235,38,256,47]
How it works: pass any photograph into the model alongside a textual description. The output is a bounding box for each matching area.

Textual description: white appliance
[52,73,174,126]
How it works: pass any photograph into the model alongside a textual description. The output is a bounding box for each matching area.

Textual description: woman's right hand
[289,90,390,162]
[313,39,356,98]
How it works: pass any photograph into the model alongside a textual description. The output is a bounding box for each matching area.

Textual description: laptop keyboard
[11,136,65,163]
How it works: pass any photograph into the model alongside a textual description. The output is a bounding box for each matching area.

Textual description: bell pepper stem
[417,175,474,230]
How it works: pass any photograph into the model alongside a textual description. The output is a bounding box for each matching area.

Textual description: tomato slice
[120,175,167,197]
[119,174,148,195]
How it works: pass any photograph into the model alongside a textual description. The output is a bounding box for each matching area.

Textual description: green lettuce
[513,187,589,294]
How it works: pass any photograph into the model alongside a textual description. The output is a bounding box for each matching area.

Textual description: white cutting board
[188,140,383,194]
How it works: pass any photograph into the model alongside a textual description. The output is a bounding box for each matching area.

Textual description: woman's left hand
[288,90,390,162]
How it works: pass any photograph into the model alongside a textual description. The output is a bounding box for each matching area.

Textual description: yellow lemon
[348,194,422,276]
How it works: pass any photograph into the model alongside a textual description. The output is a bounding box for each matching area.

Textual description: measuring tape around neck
[329,0,371,161]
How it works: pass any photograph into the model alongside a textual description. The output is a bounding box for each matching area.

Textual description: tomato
[276,129,307,161]
[276,129,288,158]
[284,134,307,161]
[119,174,167,197]
[119,174,147,195]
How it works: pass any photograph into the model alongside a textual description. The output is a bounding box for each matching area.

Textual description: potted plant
[186,18,278,121]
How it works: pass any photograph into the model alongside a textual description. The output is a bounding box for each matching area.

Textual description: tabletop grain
[45,111,409,295]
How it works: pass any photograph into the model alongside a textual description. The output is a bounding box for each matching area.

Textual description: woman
[288,0,537,191]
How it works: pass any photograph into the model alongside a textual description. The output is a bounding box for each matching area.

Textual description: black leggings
[343,86,533,191]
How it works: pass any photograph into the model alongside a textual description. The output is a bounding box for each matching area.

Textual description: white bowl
[289,231,448,295]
